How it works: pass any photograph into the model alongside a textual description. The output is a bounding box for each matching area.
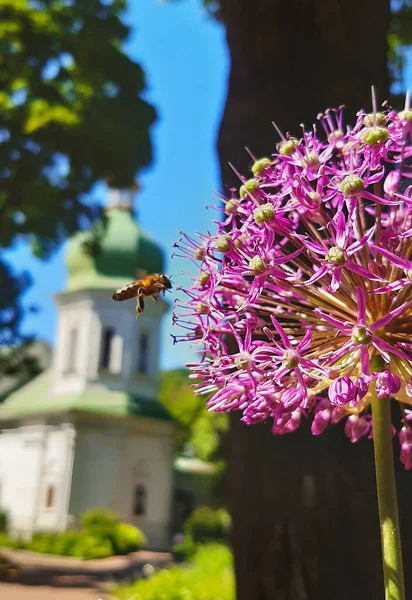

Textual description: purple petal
[314,309,347,330]
[347,225,376,255]
[270,317,291,349]
[356,287,366,326]
[372,337,412,362]
[370,302,409,331]
[371,244,410,270]
[335,211,347,248]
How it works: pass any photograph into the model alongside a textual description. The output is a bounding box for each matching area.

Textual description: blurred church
[0,188,176,549]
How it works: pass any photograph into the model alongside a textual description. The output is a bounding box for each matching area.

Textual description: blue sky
[4,0,229,370]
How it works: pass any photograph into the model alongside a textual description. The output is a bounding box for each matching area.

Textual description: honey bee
[112,272,172,317]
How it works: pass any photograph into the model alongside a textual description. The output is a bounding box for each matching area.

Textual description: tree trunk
[216,1,412,598]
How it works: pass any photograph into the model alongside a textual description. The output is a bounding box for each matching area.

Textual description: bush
[115,543,234,600]
[0,532,20,549]
[184,507,231,544]
[53,531,82,556]
[172,534,196,563]
[71,533,114,560]
[27,533,59,554]
[0,508,145,560]
[110,523,146,555]
[81,508,119,534]
[0,510,7,533]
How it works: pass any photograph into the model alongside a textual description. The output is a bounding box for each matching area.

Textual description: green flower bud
[251,157,272,176]
[225,199,239,215]
[253,202,275,225]
[351,326,372,345]
[198,272,210,287]
[326,246,345,265]
[398,110,412,123]
[308,192,321,205]
[282,350,299,369]
[304,153,319,170]
[407,269,412,282]
[196,302,209,315]
[234,234,248,249]
[328,130,344,143]
[239,178,259,198]
[195,247,205,260]
[249,255,266,273]
[339,175,364,195]
[363,112,387,127]
[215,235,231,252]
[362,126,389,145]
[278,138,299,156]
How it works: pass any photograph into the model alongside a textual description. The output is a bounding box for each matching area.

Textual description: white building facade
[0,190,175,549]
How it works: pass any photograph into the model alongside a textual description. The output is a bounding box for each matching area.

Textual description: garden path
[0,582,113,599]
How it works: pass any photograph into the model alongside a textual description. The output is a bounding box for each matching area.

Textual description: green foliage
[160,369,228,462]
[0,532,21,549]
[28,532,59,554]
[171,534,196,563]
[71,533,114,560]
[115,543,234,600]
[81,507,119,533]
[184,507,231,545]
[0,510,8,532]
[111,522,147,555]
[0,0,155,343]
[0,508,145,559]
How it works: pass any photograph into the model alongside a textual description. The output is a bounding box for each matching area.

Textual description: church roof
[66,203,164,293]
[0,372,172,423]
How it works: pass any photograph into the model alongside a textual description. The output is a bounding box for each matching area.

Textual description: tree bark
[216,1,412,598]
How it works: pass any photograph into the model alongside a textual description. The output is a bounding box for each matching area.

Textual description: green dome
[66,207,164,292]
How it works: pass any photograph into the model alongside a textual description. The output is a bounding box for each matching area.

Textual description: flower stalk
[372,357,405,600]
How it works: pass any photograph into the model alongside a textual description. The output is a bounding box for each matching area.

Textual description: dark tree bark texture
[217,1,412,598]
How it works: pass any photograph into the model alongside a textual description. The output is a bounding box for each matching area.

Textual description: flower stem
[371,360,405,600]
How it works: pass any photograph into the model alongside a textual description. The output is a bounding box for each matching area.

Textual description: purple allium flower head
[173,92,412,468]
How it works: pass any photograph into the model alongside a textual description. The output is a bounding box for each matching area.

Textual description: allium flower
[173,95,412,468]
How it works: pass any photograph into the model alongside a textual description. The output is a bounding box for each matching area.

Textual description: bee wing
[136,294,144,318]
[135,268,148,280]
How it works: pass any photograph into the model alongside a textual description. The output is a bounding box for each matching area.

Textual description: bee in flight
[112,272,172,317]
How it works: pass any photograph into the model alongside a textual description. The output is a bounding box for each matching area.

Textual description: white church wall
[0,424,75,536]
[68,419,174,549]
[52,293,94,396]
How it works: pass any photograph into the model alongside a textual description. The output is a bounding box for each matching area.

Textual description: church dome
[66,189,164,292]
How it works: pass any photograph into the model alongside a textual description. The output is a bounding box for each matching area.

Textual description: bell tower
[51,187,168,401]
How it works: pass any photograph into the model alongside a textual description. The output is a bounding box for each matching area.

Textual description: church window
[65,328,78,373]
[138,333,149,375]
[100,327,115,370]
[100,327,123,374]
[45,485,56,509]
[133,483,146,516]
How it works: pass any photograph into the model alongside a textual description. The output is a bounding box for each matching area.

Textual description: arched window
[138,333,149,375]
[100,327,115,370]
[45,485,56,510]
[133,483,147,516]
[65,328,78,374]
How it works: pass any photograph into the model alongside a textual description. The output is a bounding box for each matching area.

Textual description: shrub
[114,543,234,600]
[184,507,231,544]
[71,533,113,560]
[110,523,146,555]
[53,531,82,556]
[171,534,196,563]
[0,532,20,549]
[81,508,119,534]
[0,510,7,533]
[27,533,59,554]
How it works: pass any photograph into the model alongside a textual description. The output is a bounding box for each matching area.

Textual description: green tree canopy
[159,368,227,462]
[0,0,156,344]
